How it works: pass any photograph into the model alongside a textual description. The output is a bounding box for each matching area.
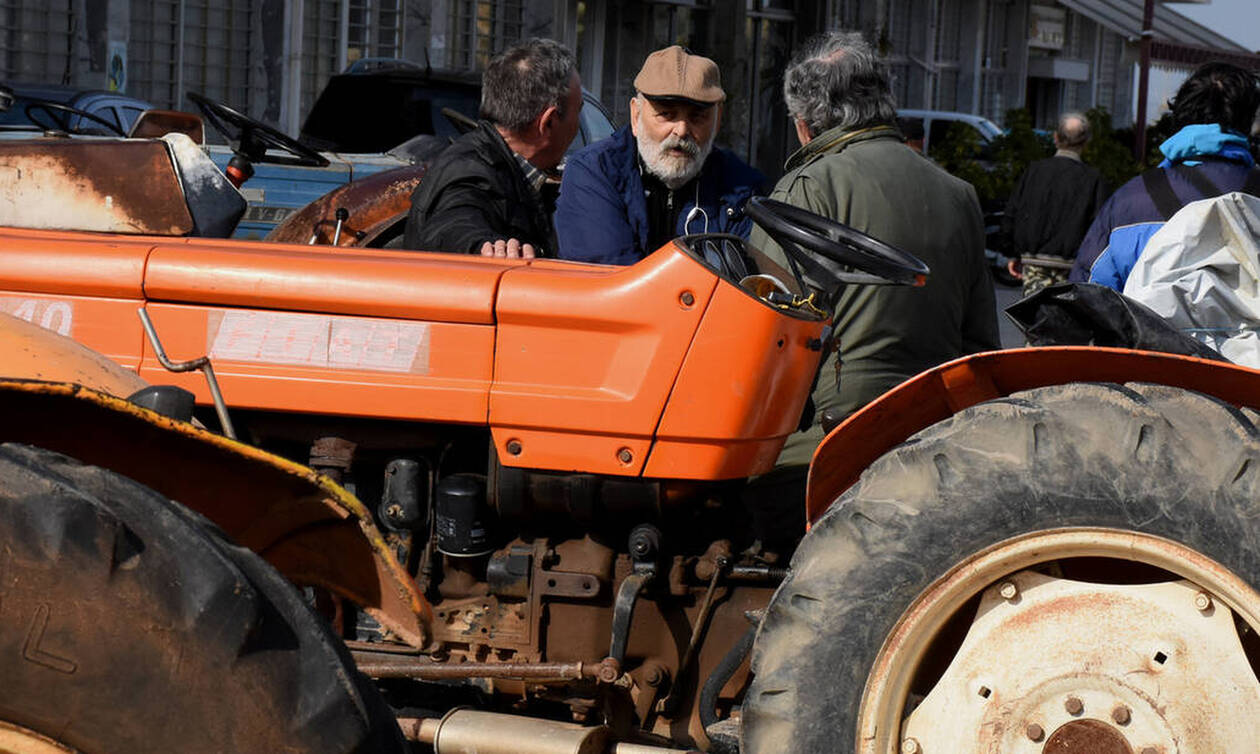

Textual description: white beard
[636,111,715,190]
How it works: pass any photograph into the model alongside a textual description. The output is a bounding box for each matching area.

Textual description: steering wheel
[745,196,929,289]
[186,92,329,167]
[24,101,126,136]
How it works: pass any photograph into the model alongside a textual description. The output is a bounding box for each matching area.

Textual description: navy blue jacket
[1071,125,1255,289]
[555,126,767,265]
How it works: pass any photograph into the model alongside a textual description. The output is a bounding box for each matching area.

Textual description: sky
[1166,0,1260,53]
[1133,1,1260,124]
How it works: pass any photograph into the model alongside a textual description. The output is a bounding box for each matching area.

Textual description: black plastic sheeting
[1004,282,1227,362]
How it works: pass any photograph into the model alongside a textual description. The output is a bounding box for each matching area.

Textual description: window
[302,0,342,120]
[830,0,860,30]
[180,1,259,110]
[593,1,712,130]
[745,3,795,171]
[979,0,1011,121]
[448,0,524,71]
[885,0,928,108]
[129,0,182,106]
[129,0,405,131]
[934,0,962,110]
[300,0,404,124]
[0,0,75,84]
[130,0,262,119]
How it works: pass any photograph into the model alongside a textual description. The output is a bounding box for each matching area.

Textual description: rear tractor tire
[0,443,404,754]
[743,382,1260,754]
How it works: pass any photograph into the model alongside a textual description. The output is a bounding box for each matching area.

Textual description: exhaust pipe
[398,710,695,754]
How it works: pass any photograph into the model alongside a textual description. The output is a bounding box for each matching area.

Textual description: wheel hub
[1044,719,1131,753]
[900,569,1260,752]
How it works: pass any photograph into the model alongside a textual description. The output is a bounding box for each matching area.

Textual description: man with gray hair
[1002,111,1108,295]
[404,38,581,258]
[749,31,998,492]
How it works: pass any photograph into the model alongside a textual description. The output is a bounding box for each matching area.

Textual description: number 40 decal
[0,298,74,337]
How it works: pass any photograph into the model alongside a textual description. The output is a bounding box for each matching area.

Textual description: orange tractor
[1,128,1259,754]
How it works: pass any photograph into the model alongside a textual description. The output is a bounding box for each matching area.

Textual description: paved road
[993,281,1025,348]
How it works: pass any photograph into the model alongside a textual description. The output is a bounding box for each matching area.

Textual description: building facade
[1,0,1252,177]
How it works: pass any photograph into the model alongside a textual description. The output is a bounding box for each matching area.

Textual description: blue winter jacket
[555,126,767,265]
[1071,124,1256,289]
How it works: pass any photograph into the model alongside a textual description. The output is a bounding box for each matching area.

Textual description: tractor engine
[257,419,788,745]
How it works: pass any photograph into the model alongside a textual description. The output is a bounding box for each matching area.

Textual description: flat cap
[633,46,725,106]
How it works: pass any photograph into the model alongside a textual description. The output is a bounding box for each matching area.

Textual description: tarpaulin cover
[1124,192,1260,367]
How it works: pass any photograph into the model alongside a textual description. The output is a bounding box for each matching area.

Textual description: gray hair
[480,38,577,133]
[1056,112,1090,148]
[783,31,897,137]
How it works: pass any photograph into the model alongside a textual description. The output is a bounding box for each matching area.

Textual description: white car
[896,108,1003,156]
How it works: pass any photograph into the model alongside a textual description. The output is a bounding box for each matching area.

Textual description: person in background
[898,116,926,155]
[554,45,766,265]
[1002,112,1108,297]
[403,38,581,258]
[1072,61,1260,289]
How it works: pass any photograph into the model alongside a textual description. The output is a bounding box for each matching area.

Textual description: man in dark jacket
[1002,112,1107,296]
[554,46,765,265]
[1072,61,1260,289]
[403,38,581,258]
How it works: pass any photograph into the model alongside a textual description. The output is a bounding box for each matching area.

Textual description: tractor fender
[0,311,148,396]
[806,346,1260,523]
[0,378,432,648]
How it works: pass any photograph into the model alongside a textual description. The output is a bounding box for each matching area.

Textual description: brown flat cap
[634,45,725,106]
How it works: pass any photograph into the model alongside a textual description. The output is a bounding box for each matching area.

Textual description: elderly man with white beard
[555,46,766,265]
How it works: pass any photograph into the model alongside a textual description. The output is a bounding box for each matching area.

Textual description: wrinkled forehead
[640,95,717,118]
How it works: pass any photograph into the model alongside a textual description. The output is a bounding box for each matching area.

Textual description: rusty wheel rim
[0,721,79,754]
[856,527,1260,754]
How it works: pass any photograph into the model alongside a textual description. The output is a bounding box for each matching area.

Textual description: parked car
[197,60,616,239]
[896,108,1003,156]
[0,82,155,136]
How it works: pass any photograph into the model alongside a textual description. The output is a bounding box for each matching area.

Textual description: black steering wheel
[186,92,329,167]
[25,101,126,136]
[745,196,929,290]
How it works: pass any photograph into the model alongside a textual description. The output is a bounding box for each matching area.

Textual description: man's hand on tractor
[480,238,537,259]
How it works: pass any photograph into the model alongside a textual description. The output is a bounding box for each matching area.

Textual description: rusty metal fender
[266,164,424,247]
[0,378,433,648]
[806,346,1260,523]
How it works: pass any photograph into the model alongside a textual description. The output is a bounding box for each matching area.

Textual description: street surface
[994,281,1025,349]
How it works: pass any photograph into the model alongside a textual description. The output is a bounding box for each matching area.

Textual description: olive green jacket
[751,125,1000,468]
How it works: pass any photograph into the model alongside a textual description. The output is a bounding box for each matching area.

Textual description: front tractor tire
[0,444,404,754]
[743,383,1260,754]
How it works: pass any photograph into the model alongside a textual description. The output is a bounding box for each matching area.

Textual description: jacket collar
[784,123,902,171]
[476,121,517,164]
[1158,124,1255,168]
